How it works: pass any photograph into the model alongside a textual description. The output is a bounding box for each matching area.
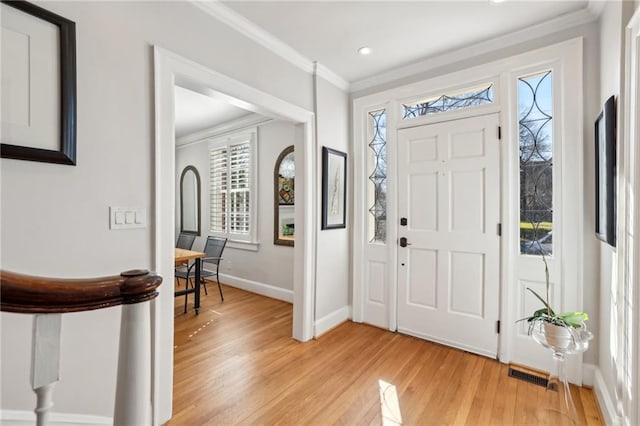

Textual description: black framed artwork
[595,95,616,247]
[321,147,347,230]
[0,0,77,165]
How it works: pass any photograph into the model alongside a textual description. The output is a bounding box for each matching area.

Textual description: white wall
[1,1,313,419]
[597,0,638,419]
[175,120,296,292]
[314,76,351,334]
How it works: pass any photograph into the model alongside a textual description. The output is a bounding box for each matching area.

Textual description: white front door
[397,113,501,358]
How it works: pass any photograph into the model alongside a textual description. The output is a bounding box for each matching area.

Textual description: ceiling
[176,0,594,140]
[174,85,254,140]
[221,0,592,84]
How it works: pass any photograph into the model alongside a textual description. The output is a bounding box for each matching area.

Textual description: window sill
[226,239,260,252]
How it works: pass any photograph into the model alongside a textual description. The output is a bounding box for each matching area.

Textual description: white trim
[191,0,595,94]
[190,1,349,92]
[586,0,607,19]
[314,306,351,337]
[314,62,350,92]
[191,1,312,73]
[225,239,259,252]
[591,367,624,426]
[217,274,293,303]
[623,8,640,426]
[153,46,317,425]
[350,8,596,92]
[0,410,112,425]
[176,114,273,148]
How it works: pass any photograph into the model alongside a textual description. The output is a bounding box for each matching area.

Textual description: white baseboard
[590,365,623,426]
[0,410,111,425]
[314,306,351,337]
[583,362,596,386]
[218,273,293,303]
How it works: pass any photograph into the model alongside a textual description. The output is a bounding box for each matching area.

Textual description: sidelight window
[518,71,553,256]
[367,109,387,243]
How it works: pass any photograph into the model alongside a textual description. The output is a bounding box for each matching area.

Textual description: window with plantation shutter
[208,128,257,243]
[209,147,228,232]
[229,143,250,234]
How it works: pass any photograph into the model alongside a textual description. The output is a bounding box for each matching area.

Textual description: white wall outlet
[110,207,146,230]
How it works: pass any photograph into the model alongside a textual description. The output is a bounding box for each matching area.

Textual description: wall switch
[125,211,135,224]
[115,211,125,225]
[110,207,147,230]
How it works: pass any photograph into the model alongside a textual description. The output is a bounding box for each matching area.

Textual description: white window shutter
[209,147,227,232]
[229,143,251,235]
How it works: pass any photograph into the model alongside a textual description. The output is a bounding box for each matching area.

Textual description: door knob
[400,237,411,247]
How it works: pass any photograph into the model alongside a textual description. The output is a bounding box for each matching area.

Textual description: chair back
[203,236,227,265]
[176,233,196,250]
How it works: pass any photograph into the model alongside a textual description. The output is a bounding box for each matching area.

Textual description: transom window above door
[402,83,494,120]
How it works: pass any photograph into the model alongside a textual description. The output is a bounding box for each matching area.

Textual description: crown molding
[191,1,350,91]
[350,6,598,93]
[314,62,350,91]
[176,113,272,148]
[586,0,607,19]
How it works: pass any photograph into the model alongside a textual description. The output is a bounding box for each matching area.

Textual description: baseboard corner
[314,305,351,337]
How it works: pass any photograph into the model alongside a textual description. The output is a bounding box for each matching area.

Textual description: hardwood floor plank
[169,284,603,425]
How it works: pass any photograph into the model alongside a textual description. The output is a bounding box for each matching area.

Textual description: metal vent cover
[508,367,549,388]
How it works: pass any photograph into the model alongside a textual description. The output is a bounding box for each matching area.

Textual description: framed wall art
[595,95,616,246]
[1,0,77,165]
[321,146,347,230]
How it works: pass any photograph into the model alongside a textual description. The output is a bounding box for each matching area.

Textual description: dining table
[174,248,205,314]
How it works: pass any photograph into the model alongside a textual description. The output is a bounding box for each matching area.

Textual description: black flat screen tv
[595,95,616,247]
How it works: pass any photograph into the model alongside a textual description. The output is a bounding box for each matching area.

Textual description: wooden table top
[175,248,205,265]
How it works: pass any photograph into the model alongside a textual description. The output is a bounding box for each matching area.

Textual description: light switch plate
[110,207,146,230]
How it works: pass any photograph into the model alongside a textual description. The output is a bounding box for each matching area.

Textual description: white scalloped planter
[543,322,572,349]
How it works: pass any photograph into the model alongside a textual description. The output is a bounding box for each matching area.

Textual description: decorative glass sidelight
[518,71,553,256]
[402,84,494,119]
[367,109,387,243]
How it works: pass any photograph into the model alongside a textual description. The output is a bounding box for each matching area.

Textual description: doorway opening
[154,46,316,425]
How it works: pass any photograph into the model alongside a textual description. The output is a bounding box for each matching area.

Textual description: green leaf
[557,311,588,327]
[526,287,556,317]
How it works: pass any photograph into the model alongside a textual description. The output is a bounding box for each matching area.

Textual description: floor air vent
[508,367,549,388]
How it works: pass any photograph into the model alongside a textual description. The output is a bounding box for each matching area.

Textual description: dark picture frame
[321,147,347,230]
[274,145,295,246]
[595,95,616,246]
[0,0,77,165]
[180,166,201,237]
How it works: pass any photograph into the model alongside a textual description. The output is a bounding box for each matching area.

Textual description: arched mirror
[274,146,294,246]
[180,165,201,236]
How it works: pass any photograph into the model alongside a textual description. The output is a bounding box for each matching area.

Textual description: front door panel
[397,113,500,358]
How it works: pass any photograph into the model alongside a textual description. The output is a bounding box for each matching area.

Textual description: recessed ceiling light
[490,0,507,3]
[358,46,372,56]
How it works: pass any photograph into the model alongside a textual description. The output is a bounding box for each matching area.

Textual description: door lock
[400,237,411,247]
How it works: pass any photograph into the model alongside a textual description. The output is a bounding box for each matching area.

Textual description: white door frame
[153,46,316,425]
[353,38,583,378]
[620,8,640,425]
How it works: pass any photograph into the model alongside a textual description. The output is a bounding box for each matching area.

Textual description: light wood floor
[169,283,603,425]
